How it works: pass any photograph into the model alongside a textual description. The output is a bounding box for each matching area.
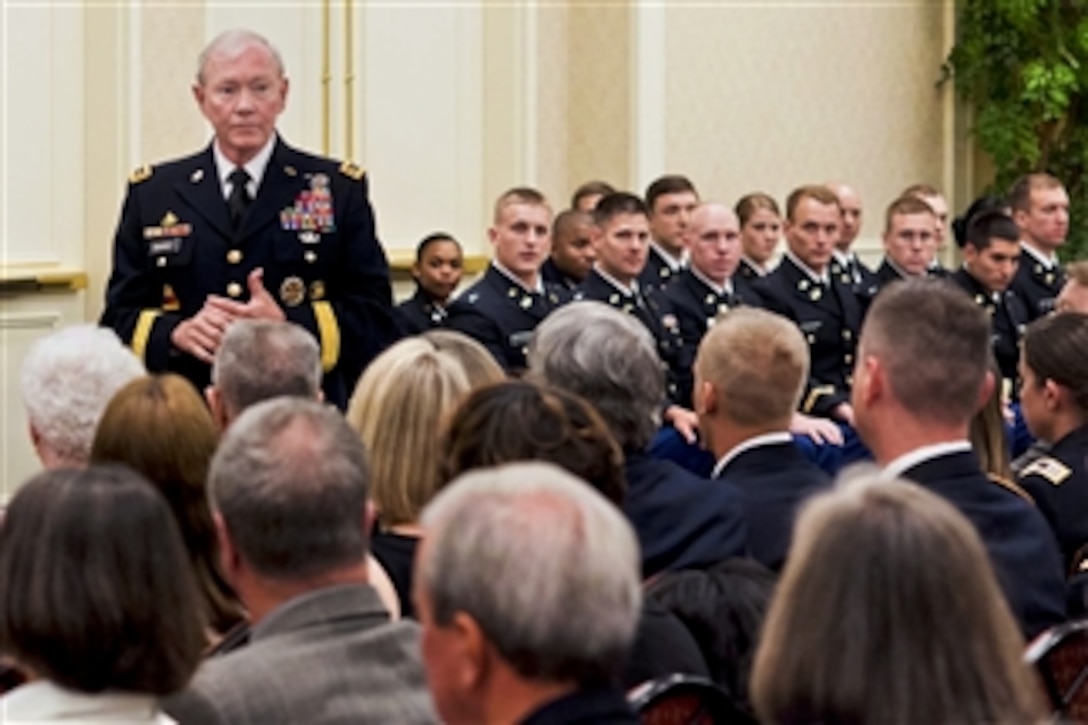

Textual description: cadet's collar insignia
[284,165,298,177]
[190,169,204,184]
[339,160,365,181]
[280,276,306,307]
[1022,456,1072,486]
[609,293,620,305]
[798,279,810,291]
[810,287,822,301]
[840,274,851,285]
[282,175,336,233]
[549,292,559,304]
[622,303,634,313]
[717,303,730,316]
[1035,264,1043,274]
[1046,273,1055,285]
[161,212,178,227]
[660,267,670,278]
[309,280,326,301]
[704,293,715,305]
[519,296,533,309]
[129,164,153,184]
[508,287,519,299]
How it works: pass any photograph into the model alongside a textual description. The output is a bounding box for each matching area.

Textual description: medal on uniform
[280,276,306,307]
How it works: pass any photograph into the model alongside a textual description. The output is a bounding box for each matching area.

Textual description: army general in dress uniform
[100,30,398,408]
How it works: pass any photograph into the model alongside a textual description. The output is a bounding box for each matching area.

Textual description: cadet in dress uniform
[1016,313,1088,570]
[949,210,1030,390]
[860,196,942,304]
[752,186,862,423]
[637,175,698,293]
[579,193,694,409]
[395,232,463,335]
[828,182,878,295]
[1009,173,1071,320]
[661,203,756,353]
[539,209,595,291]
[100,31,397,409]
[446,188,569,372]
[735,192,783,282]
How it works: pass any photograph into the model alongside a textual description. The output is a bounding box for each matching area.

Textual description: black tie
[227,167,252,231]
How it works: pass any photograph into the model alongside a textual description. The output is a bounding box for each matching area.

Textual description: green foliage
[946,0,1088,259]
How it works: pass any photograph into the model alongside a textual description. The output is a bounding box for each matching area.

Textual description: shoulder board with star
[1021,456,1073,487]
[129,164,153,184]
[339,161,365,181]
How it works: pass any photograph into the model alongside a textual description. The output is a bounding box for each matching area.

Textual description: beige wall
[657,4,951,263]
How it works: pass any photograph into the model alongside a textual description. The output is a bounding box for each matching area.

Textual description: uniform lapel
[174,146,232,240]
[238,139,304,244]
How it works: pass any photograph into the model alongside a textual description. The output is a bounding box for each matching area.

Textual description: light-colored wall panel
[658,4,949,262]
[362,5,485,255]
[2,4,85,268]
[567,3,631,196]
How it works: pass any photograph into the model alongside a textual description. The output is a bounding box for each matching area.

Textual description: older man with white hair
[20,325,144,469]
[415,462,642,724]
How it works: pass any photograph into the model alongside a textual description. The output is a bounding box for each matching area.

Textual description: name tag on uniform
[148,238,182,255]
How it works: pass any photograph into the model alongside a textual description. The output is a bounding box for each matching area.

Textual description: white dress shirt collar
[214,133,276,200]
[711,431,794,478]
[883,440,972,481]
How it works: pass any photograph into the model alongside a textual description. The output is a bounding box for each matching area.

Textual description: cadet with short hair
[446,187,570,372]
[851,279,1066,638]
[1009,173,1070,319]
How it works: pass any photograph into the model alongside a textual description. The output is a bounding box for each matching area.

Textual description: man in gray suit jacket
[163,397,436,724]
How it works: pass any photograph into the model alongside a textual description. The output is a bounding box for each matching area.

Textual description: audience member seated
[90,373,245,639]
[735,192,781,280]
[201,318,400,623]
[0,466,205,722]
[19,324,143,469]
[416,463,642,723]
[163,399,436,723]
[446,187,569,372]
[541,209,596,290]
[750,471,1046,723]
[752,185,862,425]
[579,192,697,424]
[639,174,699,292]
[949,210,1029,390]
[694,307,832,570]
[1017,312,1088,570]
[662,202,755,355]
[901,182,953,276]
[440,380,711,687]
[396,232,464,334]
[571,179,615,212]
[868,195,939,297]
[647,559,776,720]
[827,182,877,292]
[346,337,472,618]
[852,279,1066,637]
[420,329,507,388]
[528,301,747,576]
[1009,173,1070,320]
